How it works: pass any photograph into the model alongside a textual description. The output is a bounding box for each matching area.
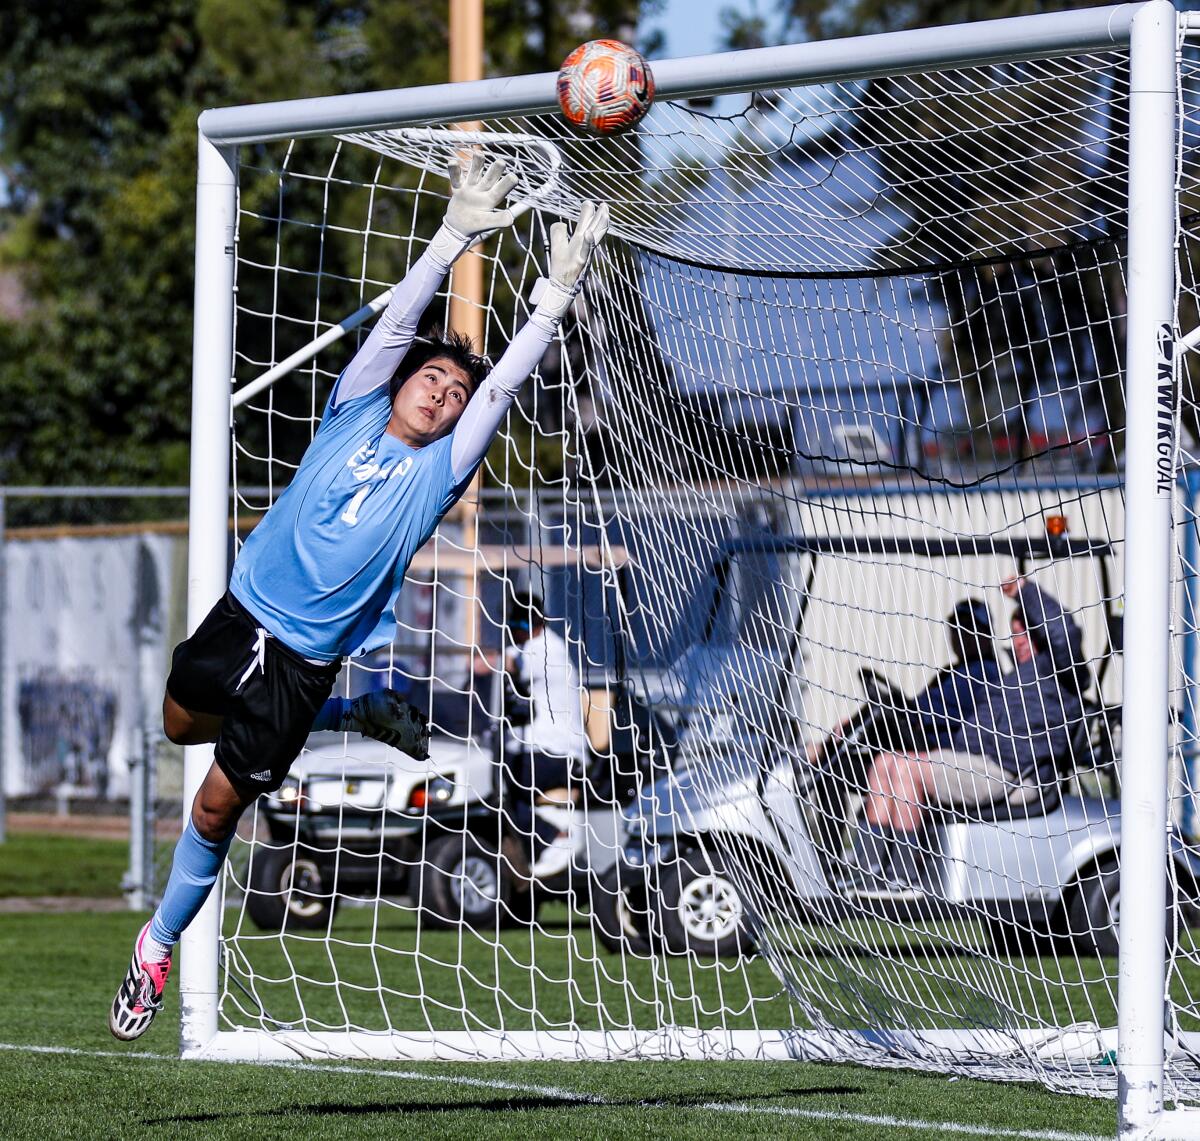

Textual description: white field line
[0,1042,1107,1141]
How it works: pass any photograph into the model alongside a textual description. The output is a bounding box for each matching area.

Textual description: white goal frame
[185,4,1184,1136]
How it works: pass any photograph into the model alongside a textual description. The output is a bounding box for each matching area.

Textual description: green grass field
[0,830,128,897]
[0,825,1121,1139]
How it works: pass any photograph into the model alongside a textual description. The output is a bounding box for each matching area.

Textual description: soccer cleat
[108,922,173,1041]
[530,804,583,880]
[345,689,430,760]
[530,833,577,880]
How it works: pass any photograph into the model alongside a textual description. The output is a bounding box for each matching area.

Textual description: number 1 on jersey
[341,484,370,526]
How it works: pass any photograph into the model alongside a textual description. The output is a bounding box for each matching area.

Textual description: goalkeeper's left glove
[342,689,430,761]
[530,200,610,327]
[427,152,519,268]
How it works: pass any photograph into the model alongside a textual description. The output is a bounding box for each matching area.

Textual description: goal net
[187,3,1200,1107]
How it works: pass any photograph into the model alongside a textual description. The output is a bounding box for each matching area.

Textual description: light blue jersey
[227,243,557,663]
[230,381,469,660]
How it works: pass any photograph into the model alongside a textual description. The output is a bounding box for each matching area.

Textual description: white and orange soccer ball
[556,39,655,136]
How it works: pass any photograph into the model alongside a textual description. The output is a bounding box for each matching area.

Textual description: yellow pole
[449,0,484,350]
[449,0,486,664]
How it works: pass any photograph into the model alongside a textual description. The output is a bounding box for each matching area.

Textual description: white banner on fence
[2,531,186,799]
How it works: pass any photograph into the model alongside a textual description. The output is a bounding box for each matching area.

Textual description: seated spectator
[806,599,999,767]
[853,576,1085,894]
[909,598,1003,751]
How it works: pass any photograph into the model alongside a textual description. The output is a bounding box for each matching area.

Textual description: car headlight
[270,778,306,812]
[407,776,455,812]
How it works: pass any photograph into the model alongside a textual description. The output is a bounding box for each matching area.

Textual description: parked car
[245,726,493,930]
[246,683,673,933]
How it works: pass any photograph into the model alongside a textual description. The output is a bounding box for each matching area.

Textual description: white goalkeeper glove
[530,201,610,326]
[427,152,519,268]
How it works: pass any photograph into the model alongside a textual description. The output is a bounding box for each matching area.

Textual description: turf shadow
[144,1084,865,1124]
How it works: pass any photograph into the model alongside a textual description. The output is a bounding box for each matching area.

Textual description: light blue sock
[310,696,350,732]
[148,819,234,950]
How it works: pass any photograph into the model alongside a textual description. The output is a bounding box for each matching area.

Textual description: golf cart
[246,674,674,933]
[596,528,1199,959]
[245,685,494,930]
[409,677,673,931]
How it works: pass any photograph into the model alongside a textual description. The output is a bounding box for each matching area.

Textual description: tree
[0,0,661,521]
[722,0,1079,45]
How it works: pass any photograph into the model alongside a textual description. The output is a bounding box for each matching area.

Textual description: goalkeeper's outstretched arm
[334,154,518,408]
[449,202,610,483]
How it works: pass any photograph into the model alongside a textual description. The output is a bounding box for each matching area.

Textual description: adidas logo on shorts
[248,769,273,782]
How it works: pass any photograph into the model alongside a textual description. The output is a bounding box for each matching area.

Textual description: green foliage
[0,1,660,520]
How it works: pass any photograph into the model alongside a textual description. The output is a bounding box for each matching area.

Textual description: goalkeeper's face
[388,356,473,446]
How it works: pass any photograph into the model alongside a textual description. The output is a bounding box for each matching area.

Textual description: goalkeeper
[109,155,609,1041]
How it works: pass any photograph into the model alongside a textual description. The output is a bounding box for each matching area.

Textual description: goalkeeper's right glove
[427,152,519,269]
[530,200,610,327]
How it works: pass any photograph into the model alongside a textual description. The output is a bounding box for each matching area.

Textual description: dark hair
[387,327,490,405]
[947,598,996,664]
[506,589,545,634]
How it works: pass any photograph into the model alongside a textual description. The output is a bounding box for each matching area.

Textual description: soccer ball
[557,39,655,136]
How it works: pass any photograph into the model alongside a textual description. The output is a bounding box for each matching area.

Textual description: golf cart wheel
[1068,859,1121,957]
[419,832,512,930]
[1069,857,1192,958]
[591,862,655,955]
[659,850,753,959]
[247,846,338,931]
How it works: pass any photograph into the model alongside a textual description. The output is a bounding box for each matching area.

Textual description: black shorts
[166,592,340,795]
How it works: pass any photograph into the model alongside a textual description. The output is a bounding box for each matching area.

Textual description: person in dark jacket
[846,597,1000,886]
[855,576,1086,894]
[909,598,1004,751]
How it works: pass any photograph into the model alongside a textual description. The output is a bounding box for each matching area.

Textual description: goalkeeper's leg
[312,689,430,760]
[110,764,248,1041]
[113,593,342,1040]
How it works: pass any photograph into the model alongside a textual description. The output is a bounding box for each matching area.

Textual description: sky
[649,0,733,59]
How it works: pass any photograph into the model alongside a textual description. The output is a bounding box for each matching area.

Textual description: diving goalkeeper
[109,155,610,1041]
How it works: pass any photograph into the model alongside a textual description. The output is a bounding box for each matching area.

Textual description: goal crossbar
[197,5,1139,145]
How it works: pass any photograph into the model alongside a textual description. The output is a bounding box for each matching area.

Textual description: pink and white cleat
[108,922,172,1041]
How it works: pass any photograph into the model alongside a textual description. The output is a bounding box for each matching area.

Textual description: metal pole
[448,0,485,354]
[1183,469,1200,839]
[197,5,1141,145]
[179,130,237,1058]
[449,0,486,658]
[1117,2,1178,1136]
[0,491,7,845]
[126,733,146,911]
[126,594,160,912]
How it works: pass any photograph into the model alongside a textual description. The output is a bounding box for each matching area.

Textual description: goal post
[180,131,237,1056]
[183,3,1194,1133]
[1117,4,1177,1135]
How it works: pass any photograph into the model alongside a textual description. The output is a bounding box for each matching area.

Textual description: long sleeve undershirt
[333,247,558,484]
